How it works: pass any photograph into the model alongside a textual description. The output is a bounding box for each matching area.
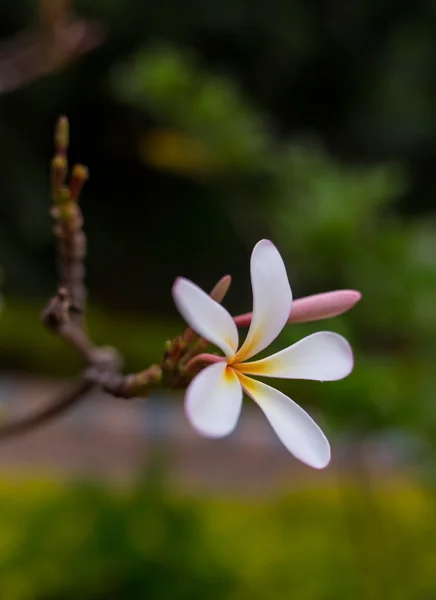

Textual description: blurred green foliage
[0,299,179,376]
[0,471,435,599]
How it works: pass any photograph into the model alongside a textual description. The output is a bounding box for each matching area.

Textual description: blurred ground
[0,374,404,494]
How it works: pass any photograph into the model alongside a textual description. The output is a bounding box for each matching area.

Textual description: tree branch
[0,117,165,442]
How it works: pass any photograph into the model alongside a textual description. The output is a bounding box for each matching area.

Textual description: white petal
[237,373,330,469]
[236,332,353,381]
[234,240,292,363]
[185,362,243,438]
[172,277,238,358]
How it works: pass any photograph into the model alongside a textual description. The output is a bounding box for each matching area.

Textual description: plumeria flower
[172,240,354,469]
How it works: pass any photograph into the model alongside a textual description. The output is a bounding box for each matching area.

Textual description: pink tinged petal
[236,332,353,381]
[234,240,292,363]
[233,289,362,328]
[288,290,362,324]
[237,373,330,469]
[185,362,243,438]
[172,277,238,358]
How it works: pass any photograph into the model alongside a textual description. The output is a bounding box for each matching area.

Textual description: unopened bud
[233,290,362,327]
[288,290,362,324]
[55,116,69,154]
[209,274,232,303]
[69,164,89,200]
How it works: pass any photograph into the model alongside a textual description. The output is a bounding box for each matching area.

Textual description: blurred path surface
[0,374,405,494]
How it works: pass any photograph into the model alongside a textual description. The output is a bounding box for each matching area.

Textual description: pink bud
[287,290,362,323]
[234,290,362,327]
